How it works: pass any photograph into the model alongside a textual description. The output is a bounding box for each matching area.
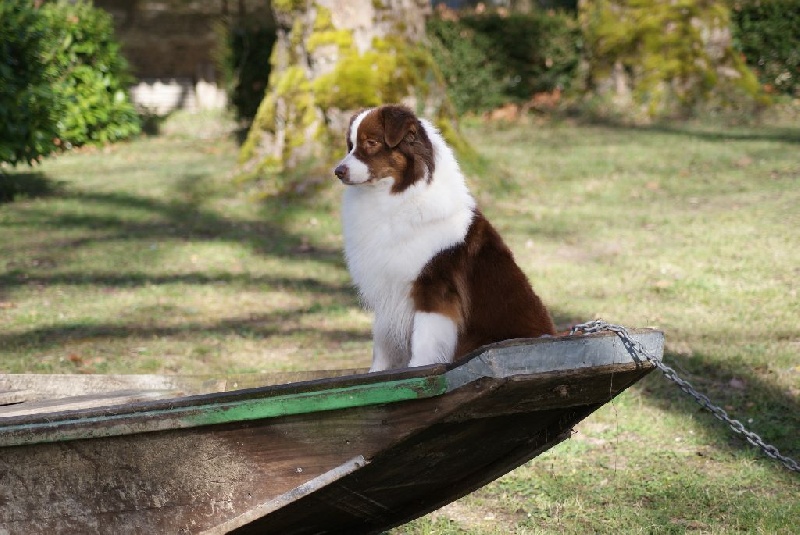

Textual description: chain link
[570,320,800,474]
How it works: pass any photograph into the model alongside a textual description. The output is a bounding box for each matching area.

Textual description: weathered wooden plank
[0,374,449,448]
[444,362,652,421]
[229,405,595,534]
[202,456,370,535]
[445,329,664,390]
[0,389,34,406]
[0,369,369,403]
[0,389,178,418]
[0,374,195,401]
[0,383,485,534]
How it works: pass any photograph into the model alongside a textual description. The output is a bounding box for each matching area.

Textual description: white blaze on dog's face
[335,109,372,185]
[333,106,435,193]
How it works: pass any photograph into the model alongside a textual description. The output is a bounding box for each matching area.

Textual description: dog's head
[334,105,435,193]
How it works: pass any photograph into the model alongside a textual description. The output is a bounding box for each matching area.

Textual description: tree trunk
[239,0,461,192]
[578,0,765,119]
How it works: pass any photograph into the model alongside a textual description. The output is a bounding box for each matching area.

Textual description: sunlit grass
[1,111,798,533]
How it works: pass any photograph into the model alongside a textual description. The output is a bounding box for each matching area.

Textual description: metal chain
[570,319,800,474]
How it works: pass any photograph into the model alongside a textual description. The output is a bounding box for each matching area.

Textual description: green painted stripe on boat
[185,375,447,427]
[0,375,448,448]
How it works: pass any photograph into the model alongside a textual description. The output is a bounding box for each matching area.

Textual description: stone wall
[96,0,273,113]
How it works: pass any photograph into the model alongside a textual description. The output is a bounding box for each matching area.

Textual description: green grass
[1,111,798,532]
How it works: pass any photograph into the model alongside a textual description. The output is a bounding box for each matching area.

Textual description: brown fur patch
[349,105,435,193]
[411,211,556,361]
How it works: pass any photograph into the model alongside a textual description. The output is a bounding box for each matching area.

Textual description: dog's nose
[334,164,348,181]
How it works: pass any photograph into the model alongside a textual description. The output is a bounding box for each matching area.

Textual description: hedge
[41,0,140,147]
[730,0,800,97]
[0,0,62,166]
[214,21,278,120]
[0,0,140,167]
[426,12,582,115]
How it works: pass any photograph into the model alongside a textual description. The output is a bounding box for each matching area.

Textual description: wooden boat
[0,329,663,534]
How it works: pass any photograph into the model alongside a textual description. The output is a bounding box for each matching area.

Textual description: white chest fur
[343,181,472,298]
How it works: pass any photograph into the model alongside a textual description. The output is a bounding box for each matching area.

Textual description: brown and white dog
[334,105,555,372]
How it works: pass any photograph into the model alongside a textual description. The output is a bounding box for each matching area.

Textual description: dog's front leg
[369,317,406,372]
[369,342,393,373]
[408,312,458,367]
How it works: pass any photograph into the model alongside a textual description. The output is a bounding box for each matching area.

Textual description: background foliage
[213,20,277,121]
[427,12,581,114]
[0,0,139,169]
[458,13,582,101]
[426,17,510,114]
[428,1,799,119]
[579,0,762,118]
[0,0,63,167]
[41,0,140,147]
[729,0,800,97]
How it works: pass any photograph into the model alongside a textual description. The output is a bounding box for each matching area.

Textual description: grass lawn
[1,111,798,533]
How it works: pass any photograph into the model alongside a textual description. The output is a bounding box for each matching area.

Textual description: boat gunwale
[0,330,663,448]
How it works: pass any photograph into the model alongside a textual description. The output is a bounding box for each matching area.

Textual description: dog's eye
[365,139,380,148]
[346,140,353,151]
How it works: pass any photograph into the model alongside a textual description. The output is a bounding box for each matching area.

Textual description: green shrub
[459,13,582,100]
[214,21,277,120]
[0,0,140,166]
[426,18,508,114]
[0,0,62,166]
[729,0,800,97]
[41,0,140,146]
[426,12,581,114]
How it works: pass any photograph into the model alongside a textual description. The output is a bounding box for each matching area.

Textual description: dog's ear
[382,106,417,148]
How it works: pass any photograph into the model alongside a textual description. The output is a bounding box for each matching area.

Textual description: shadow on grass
[5,187,343,262]
[549,309,799,473]
[641,123,800,144]
[0,271,352,294]
[0,309,372,355]
[575,115,800,144]
[636,348,800,471]
[0,165,361,358]
[0,172,64,203]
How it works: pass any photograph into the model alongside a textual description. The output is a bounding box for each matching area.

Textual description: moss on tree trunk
[579,0,767,119]
[239,0,469,193]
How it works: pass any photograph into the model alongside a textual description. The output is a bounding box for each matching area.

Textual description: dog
[334,105,555,372]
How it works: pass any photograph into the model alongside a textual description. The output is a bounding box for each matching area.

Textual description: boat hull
[0,330,664,534]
